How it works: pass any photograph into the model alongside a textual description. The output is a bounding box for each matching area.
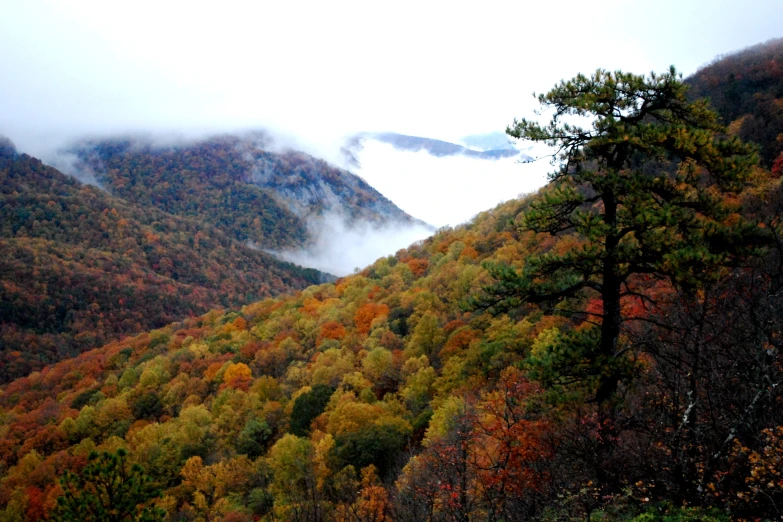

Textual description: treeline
[0,151,323,383]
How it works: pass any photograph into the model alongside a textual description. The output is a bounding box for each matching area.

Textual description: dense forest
[0,147,324,383]
[687,37,783,169]
[71,134,420,252]
[1,128,423,384]
[1,42,783,522]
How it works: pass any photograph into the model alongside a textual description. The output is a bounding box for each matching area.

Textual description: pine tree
[474,67,769,404]
[52,449,165,522]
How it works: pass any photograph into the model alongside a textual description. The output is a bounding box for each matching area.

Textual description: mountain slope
[70,134,421,252]
[0,194,541,515]
[0,147,325,383]
[1,167,779,519]
[686,37,783,167]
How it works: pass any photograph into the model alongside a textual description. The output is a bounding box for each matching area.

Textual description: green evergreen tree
[237,417,273,458]
[289,384,334,437]
[474,67,769,404]
[52,449,165,522]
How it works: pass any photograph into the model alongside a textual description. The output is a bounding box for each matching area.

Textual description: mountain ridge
[70,133,426,251]
[341,131,530,169]
[686,37,783,167]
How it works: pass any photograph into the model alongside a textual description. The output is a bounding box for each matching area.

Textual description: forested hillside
[2,186,780,519]
[0,147,324,383]
[2,47,783,522]
[687,37,783,168]
[2,65,782,520]
[2,191,560,521]
[71,134,420,252]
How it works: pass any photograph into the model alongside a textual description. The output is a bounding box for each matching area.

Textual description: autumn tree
[267,434,325,521]
[476,67,768,405]
[395,370,550,521]
[470,367,550,518]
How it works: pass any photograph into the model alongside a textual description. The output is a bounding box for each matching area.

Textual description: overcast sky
[1,0,782,266]
[2,0,782,153]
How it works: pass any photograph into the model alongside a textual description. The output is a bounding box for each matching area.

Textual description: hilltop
[341,131,528,169]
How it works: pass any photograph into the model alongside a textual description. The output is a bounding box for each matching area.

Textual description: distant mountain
[0,151,326,383]
[70,134,421,252]
[459,131,517,151]
[239,141,419,225]
[686,38,783,167]
[343,132,528,168]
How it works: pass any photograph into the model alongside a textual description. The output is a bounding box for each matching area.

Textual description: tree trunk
[596,190,622,405]
[595,190,622,492]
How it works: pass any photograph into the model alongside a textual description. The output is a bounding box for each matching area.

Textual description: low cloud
[350,140,552,228]
[45,150,103,188]
[270,210,434,277]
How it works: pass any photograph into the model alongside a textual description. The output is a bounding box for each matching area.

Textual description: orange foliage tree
[396,367,550,520]
[354,303,389,335]
[222,363,253,391]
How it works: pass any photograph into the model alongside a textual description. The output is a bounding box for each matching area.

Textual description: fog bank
[272,211,434,276]
[351,140,552,228]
